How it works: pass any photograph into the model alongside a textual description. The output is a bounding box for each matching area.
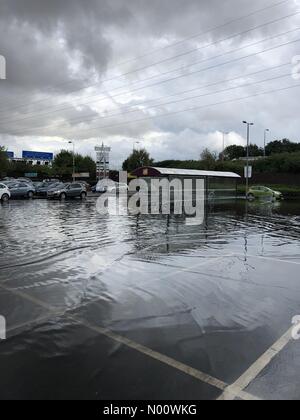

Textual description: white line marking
[0,278,262,400]
[237,253,300,265]
[218,326,294,400]
[70,315,260,400]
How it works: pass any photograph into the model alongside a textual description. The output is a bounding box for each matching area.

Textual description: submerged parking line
[217,326,294,400]
[235,253,300,266]
[0,277,262,400]
[68,314,260,400]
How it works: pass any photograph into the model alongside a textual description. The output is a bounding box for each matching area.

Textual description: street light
[222,132,229,161]
[243,121,254,196]
[133,140,141,151]
[264,129,270,158]
[68,141,75,183]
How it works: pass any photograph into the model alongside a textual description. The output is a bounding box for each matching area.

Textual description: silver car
[8,182,36,199]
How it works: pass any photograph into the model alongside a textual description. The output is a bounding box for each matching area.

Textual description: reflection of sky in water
[1,199,300,398]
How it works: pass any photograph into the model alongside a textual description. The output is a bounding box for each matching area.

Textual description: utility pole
[264,129,270,158]
[222,132,229,161]
[133,141,140,151]
[243,121,254,196]
[68,141,75,183]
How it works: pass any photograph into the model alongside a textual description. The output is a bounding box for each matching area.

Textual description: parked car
[92,181,128,194]
[247,186,283,201]
[47,183,87,200]
[2,181,17,188]
[36,182,63,197]
[110,183,129,194]
[78,181,91,191]
[0,183,11,202]
[93,180,108,193]
[8,182,36,199]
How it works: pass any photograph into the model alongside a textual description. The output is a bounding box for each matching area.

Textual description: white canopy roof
[151,167,241,178]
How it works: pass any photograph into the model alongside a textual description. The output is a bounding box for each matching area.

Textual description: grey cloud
[0,0,300,164]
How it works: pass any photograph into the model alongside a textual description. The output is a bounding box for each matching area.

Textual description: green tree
[200,148,217,170]
[53,150,96,179]
[223,145,245,160]
[248,144,264,157]
[122,149,154,172]
[265,139,300,156]
[53,150,73,176]
[0,146,9,176]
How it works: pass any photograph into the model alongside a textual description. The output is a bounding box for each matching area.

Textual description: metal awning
[133,167,241,179]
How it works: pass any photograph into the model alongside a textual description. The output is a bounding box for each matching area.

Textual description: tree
[0,146,9,176]
[53,150,96,179]
[223,145,245,160]
[53,150,73,176]
[248,144,264,157]
[265,139,300,156]
[122,149,154,172]
[200,148,217,170]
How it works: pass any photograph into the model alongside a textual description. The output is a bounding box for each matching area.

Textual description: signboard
[73,173,90,178]
[6,151,14,159]
[25,173,38,178]
[244,166,252,179]
[95,144,111,180]
[22,151,54,161]
[95,146,111,152]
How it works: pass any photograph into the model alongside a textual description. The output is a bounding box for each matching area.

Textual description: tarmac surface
[0,198,300,400]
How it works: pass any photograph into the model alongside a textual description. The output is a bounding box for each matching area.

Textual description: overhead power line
[0,3,298,115]
[1,26,300,126]
[0,0,291,110]
[65,83,300,137]
[9,62,292,135]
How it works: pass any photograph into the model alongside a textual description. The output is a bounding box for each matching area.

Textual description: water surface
[0,199,300,400]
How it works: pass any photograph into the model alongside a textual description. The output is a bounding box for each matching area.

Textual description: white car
[95,181,128,194]
[108,183,129,194]
[0,183,11,202]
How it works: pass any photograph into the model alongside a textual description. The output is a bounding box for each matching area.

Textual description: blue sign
[6,151,14,159]
[25,173,38,178]
[22,151,54,161]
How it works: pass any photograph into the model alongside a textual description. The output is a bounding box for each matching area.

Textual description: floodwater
[0,198,300,400]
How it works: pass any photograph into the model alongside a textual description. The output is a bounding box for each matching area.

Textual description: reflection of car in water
[247,186,283,201]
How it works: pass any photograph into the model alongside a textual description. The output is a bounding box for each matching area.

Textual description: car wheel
[27,191,34,199]
[1,194,9,203]
[80,192,87,200]
[60,193,67,200]
[247,193,255,201]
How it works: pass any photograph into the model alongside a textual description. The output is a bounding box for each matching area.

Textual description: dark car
[47,183,87,200]
[36,182,63,197]
[9,182,36,199]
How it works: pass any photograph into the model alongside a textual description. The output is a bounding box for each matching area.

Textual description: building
[7,151,54,166]
[132,167,241,200]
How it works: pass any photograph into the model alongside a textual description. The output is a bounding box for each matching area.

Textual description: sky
[0,0,300,168]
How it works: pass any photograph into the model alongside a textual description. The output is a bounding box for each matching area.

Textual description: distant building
[7,150,54,166]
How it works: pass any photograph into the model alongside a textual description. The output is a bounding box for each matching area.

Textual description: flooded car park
[0,198,300,400]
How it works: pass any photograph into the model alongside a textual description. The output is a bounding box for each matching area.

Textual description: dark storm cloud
[0,0,299,165]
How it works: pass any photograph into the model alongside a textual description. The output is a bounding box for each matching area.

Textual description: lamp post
[133,141,140,151]
[264,129,270,158]
[243,121,254,196]
[222,132,229,161]
[68,141,75,183]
